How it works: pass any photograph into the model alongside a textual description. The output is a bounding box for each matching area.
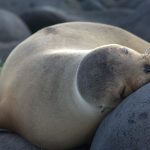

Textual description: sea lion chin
[0,22,150,150]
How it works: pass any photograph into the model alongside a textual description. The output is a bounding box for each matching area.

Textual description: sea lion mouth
[144,64,150,73]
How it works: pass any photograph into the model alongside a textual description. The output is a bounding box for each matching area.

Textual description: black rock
[1,0,150,40]
[0,41,21,63]
[0,9,31,63]
[91,83,150,150]
[0,129,41,150]
[0,129,90,150]
[21,6,68,33]
[123,0,150,42]
[0,9,30,42]
[71,144,90,150]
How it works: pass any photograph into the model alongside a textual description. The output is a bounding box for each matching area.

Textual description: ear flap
[76,47,114,104]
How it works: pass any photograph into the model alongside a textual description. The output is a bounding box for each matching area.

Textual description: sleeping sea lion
[0,22,150,149]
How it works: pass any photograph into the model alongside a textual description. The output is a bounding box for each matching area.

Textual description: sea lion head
[77,44,150,114]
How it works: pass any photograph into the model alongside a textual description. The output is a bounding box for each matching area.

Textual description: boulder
[0,9,30,42]
[0,9,31,63]
[0,129,40,150]
[0,41,20,63]
[0,129,90,150]
[21,6,68,33]
[91,83,150,150]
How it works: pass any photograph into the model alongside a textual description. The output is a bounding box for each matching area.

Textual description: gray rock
[0,9,30,42]
[0,0,72,14]
[0,0,147,41]
[0,129,90,150]
[91,83,150,150]
[0,129,41,150]
[0,9,31,63]
[0,0,144,14]
[99,0,142,8]
[123,1,150,42]
[21,6,68,33]
[0,41,20,63]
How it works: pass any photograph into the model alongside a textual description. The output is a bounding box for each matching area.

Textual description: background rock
[0,9,31,63]
[21,6,68,33]
[0,9,30,42]
[91,83,150,150]
[0,0,150,41]
[0,129,41,150]
[0,41,21,63]
[0,129,89,150]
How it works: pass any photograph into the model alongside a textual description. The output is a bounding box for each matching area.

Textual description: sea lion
[0,22,150,150]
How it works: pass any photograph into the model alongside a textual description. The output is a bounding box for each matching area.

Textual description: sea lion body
[0,22,150,149]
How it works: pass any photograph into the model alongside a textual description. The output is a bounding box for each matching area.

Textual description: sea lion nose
[144,64,150,73]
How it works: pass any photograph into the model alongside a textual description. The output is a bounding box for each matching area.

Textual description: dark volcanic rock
[0,9,31,63]
[72,144,90,150]
[1,0,150,41]
[21,6,68,33]
[0,129,90,150]
[91,83,150,150]
[0,129,41,150]
[0,9,30,42]
[0,41,20,63]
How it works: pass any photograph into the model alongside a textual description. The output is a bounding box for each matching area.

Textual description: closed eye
[144,64,150,73]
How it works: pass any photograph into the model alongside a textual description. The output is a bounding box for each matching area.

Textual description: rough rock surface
[91,83,150,150]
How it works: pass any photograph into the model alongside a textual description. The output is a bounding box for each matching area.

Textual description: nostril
[144,64,150,73]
